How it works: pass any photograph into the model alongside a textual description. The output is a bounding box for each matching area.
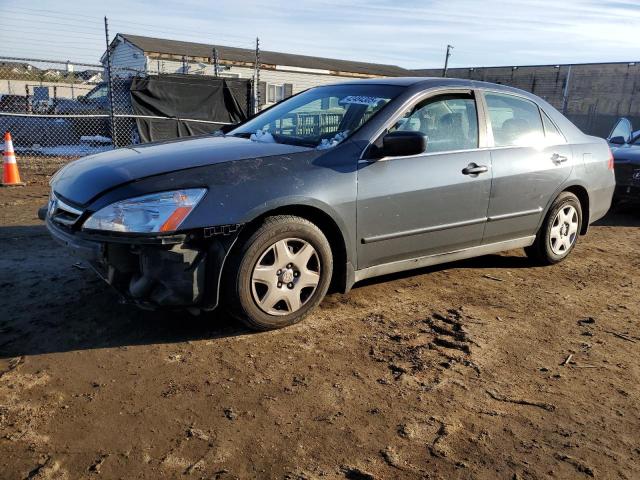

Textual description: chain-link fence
[0,10,262,171]
[0,55,258,170]
[0,59,109,158]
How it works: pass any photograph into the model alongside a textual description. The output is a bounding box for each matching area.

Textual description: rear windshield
[229,84,404,149]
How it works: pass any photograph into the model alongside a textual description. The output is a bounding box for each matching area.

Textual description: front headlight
[82,188,206,233]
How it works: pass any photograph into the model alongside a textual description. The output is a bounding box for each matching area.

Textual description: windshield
[229,84,404,148]
[84,84,108,101]
[608,117,632,143]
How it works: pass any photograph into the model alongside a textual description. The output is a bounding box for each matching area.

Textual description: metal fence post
[253,37,260,114]
[213,48,219,77]
[562,65,572,116]
[104,16,118,148]
[443,44,453,78]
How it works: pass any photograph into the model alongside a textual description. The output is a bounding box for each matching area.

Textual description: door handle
[551,153,568,164]
[462,163,489,175]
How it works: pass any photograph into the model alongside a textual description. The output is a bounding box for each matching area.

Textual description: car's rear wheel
[224,215,333,330]
[525,192,582,265]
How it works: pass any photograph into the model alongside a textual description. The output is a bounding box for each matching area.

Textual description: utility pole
[253,37,260,113]
[104,16,117,147]
[443,44,453,78]
[562,65,572,115]
[212,47,220,77]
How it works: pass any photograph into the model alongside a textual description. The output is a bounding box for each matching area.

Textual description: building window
[268,84,285,103]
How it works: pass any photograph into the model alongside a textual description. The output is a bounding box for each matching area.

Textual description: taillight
[607,149,614,170]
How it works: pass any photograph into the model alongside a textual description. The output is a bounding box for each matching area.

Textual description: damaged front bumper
[44,214,238,311]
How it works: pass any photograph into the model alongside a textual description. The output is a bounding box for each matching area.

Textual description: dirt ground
[1,159,639,480]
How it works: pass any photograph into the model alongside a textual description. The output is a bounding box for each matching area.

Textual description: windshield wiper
[230,132,252,139]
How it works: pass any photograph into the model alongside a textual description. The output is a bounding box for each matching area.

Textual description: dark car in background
[0,94,30,112]
[608,117,640,204]
[55,79,139,145]
[0,79,136,151]
[43,78,615,330]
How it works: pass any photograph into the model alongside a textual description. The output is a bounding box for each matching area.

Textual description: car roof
[321,76,534,95]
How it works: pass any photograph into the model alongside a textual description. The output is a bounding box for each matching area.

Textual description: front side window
[230,84,403,148]
[485,92,544,147]
[389,94,478,153]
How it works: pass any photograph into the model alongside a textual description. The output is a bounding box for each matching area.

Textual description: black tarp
[130,74,251,143]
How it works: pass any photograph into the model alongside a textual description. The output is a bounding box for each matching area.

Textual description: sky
[0,0,639,69]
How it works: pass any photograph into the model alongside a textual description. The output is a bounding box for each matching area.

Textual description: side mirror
[609,136,626,145]
[382,131,426,157]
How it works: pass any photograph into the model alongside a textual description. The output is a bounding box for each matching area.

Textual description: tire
[525,192,582,265]
[224,215,333,330]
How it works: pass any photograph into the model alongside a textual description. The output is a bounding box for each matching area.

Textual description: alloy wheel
[549,205,579,255]
[251,238,321,315]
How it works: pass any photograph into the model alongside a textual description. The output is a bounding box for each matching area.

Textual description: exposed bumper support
[45,217,237,311]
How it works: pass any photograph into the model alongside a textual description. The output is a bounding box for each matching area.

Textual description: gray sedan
[44,78,615,330]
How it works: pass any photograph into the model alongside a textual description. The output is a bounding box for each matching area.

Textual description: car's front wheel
[224,215,333,330]
[525,191,582,264]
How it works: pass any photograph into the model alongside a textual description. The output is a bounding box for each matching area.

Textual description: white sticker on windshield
[338,95,385,107]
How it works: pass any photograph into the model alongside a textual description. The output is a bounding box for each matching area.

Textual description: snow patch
[250,130,276,143]
[317,131,349,150]
[80,135,112,144]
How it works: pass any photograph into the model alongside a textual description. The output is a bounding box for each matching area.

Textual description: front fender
[241,195,352,241]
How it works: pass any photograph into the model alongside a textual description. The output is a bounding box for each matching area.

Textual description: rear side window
[541,111,565,144]
[485,92,544,147]
[390,94,479,153]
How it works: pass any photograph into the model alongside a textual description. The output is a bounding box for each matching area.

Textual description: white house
[101,34,410,107]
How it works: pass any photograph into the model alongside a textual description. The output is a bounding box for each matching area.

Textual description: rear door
[356,90,492,269]
[481,91,574,244]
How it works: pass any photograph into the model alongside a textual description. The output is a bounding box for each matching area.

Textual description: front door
[356,92,492,269]
[481,91,575,243]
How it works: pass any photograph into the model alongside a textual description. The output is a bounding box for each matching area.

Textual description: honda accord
[42,78,615,330]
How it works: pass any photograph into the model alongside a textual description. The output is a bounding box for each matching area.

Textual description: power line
[4,5,254,40]
[0,27,106,42]
[1,7,256,46]
[0,17,104,34]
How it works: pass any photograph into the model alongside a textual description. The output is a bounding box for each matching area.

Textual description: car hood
[54,98,87,113]
[52,135,311,205]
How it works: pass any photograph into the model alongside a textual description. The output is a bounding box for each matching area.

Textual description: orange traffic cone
[2,132,25,186]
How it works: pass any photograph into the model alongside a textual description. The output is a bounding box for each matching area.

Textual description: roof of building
[117,34,411,77]
[0,61,38,71]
